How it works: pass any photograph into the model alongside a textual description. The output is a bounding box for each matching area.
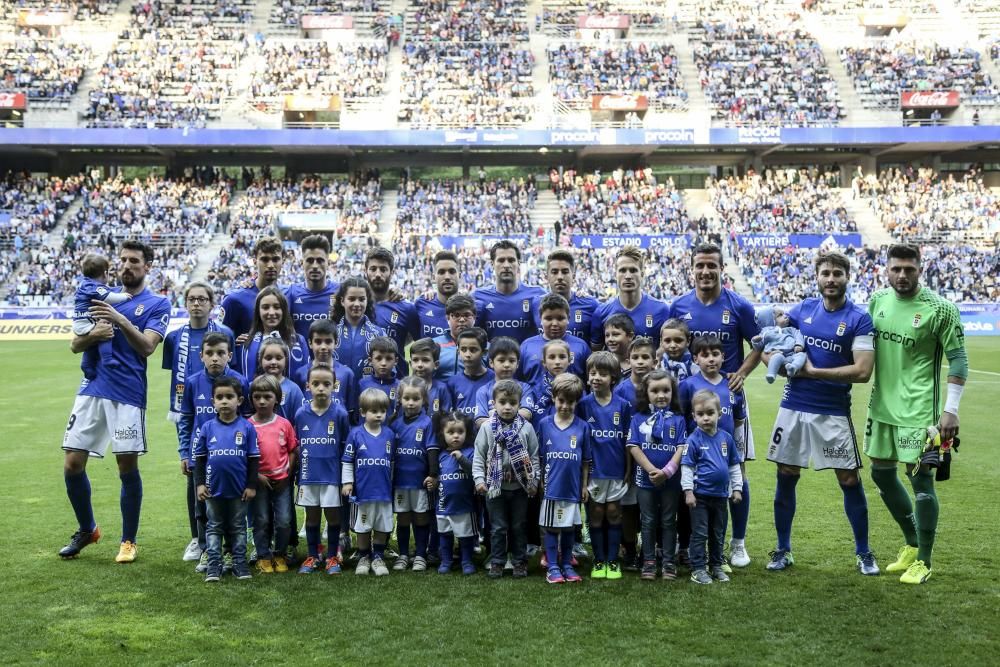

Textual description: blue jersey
[277,377,306,421]
[294,402,351,486]
[78,288,170,409]
[342,425,395,503]
[782,297,874,417]
[75,277,123,319]
[391,413,434,489]
[427,380,453,414]
[235,331,310,382]
[194,416,260,499]
[447,369,496,417]
[531,292,599,342]
[662,350,697,383]
[293,361,357,420]
[437,446,475,515]
[475,283,546,342]
[537,415,592,502]
[336,316,386,389]
[475,378,534,420]
[161,321,234,414]
[220,284,260,339]
[374,299,419,376]
[667,289,760,375]
[285,281,338,340]
[682,428,741,497]
[432,332,461,380]
[626,411,687,489]
[517,334,591,386]
[678,374,746,440]
[577,393,631,480]
[528,372,555,424]
[414,295,450,339]
[179,366,249,462]
[591,293,670,347]
[358,375,400,422]
[613,376,639,408]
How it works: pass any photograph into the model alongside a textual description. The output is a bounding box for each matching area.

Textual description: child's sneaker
[526,544,540,557]
[606,560,623,580]
[182,538,202,562]
[710,566,730,582]
[411,556,427,572]
[662,562,678,581]
[690,568,713,585]
[298,556,320,574]
[393,554,409,571]
[273,555,289,573]
[572,543,588,559]
[371,556,389,576]
[257,558,274,574]
[562,565,582,582]
[591,561,607,579]
[222,553,234,574]
[195,551,210,573]
[355,555,371,575]
[115,541,138,564]
[437,560,452,574]
[504,556,514,572]
[325,556,342,575]
[640,559,657,581]
[204,566,222,583]
[233,561,252,580]
[546,566,565,584]
[488,563,504,579]
[512,562,528,578]
[461,561,476,576]
[623,552,641,572]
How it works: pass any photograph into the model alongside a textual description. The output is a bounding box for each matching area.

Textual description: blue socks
[544,530,559,569]
[65,471,96,533]
[306,524,321,558]
[397,524,410,558]
[841,481,870,555]
[327,524,340,557]
[774,471,799,552]
[730,477,750,540]
[372,543,386,561]
[589,523,606,562]
[458,536,475,565]
[560,530,575,568]
[119,469,142,543]
[607,523,623,563]
[439,532,455,565]
[414,523,429,558]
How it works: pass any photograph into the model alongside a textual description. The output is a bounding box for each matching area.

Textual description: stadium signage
[16,10,72,26]
[900,90,960,109]
[642,129,696,144]
[0,93,26,110]
[549,130,603,144]
[283,94,340,111]
[301,14,353,29]
[572,234,692,249]
[735,126,782,144]
[735,234,863,249]
[577,14,630,29]
[592,94,648,111]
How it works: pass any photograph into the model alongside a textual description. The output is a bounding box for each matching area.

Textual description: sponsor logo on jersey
[587,416,596,423]
[294,297,303,304]
[836,321,847,336]
[425,309,434,317]
[198,393,206,400]
[877,310,885,319]
[722,310,731,324]
[804,316,813,324]
[135,304,145,316]
[302,424,310,431]
[210,436,218,443]
[874,329,916,348]
[804,335,843,353]
[682,312,692,320]
[912,313,923,328]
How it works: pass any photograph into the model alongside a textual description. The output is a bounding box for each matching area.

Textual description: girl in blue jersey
[433,411,477,575]
[627,369,687,581]
[237,286,310,381]
[331,277,386,391]
[390,377,436,572]
[257,338,306,422]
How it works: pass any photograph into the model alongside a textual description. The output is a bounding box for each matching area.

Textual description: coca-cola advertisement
[301,14,353,29]
[900,90,960,109]
[0,92,27,110]
[591,94,649,111]
[577,14,630,29]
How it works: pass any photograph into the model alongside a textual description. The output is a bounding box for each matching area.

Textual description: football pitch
[2,339,998,665]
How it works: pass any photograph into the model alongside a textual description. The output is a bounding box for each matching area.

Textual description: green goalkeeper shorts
[862,416,927,465]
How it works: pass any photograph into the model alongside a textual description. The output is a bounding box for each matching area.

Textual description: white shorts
[588,478,628,504]
[62,395,147,458]
[436,512,476,538]
[767,407,862,471]
[394,488,430,513]
[740,396,756,461]
[297,484,341,508]
[539,499,581,529]
[620,482,638,506]
[352,500,394,533]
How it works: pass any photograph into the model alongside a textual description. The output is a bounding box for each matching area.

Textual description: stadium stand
[250,40,388,101]
[269,0,390,30]
[393,176,537,238]
[0,38,91,108]
[119,0,253,40]
[0,173,82,251]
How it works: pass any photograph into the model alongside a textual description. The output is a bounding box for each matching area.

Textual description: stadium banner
[278,211,341,230]
[16,10,73,27]
[900,90,960,109]
[283,94,341,111]
[301,14,353,29]
[735,233,863,249]
[572,234,692,249]
[0,92,27,110]
[956,303,1000,336]
[591,94,649,111]
[858,11,909,28]
[577,14,629,29]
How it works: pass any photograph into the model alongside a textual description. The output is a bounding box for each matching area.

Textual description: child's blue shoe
[461,561,476,576]
[562,565,582,582]
[298,556,319,574]
[438,560,453,574]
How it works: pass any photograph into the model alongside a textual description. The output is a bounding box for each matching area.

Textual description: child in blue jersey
[659,318,697,383]
[446,327,495,418]
[529,338,572,424]
[237,286,310,381]
[627,369,687,581]
[194,375,259,582]
[682,390,744,585]
[295,320,357,423]
[359,336,401,422]
[473,380,540,579]
[257,338,306,421]
[332,277,386,390]
[475,336,534,428]
[614,337,656,407]
[342,388,396,577]
[537,374,592,584]
[578,351,631,580]
[604,315,640,569]
[409,337,453,415]
[433,411,478,575]
[391,377,437,572]
[75,252,132,380]
[518,294,590,386]
[603,313,635,377]
[294,364,351,575]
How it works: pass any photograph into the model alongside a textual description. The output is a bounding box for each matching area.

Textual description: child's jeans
[206,497,248,569]
[253,480,292,559]
[485,488,529,566]
[689,494,728,570]
[637,483,681,564]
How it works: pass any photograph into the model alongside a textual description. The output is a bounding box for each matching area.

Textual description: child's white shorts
[297,484,341,508]
[351,500,393,533]
[394,488,429,513]
[436,512,476,538]
[539,498,581,529]
[587,478,628,504]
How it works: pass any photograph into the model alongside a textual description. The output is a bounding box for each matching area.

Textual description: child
[536,374,592,584]
[391,376,436,572]
[248,374,298,574]
[342,388,396,577]
[627,369,687,581]
[294,364,351,575]
[682,390,743,585]
[331,276,386,391]
[518,294,590,385]
[409,337,453,415]
[359,336,401,421]
[752,308,807,384]
[446,327,495,418]
[472,380,540,579]
[658,318,697,382]
[194,375,259,582]
[434,411,478,575]
[577,351,631,580]
[603,313,635,377]
[528,338,572,424]
[614,337,656,408]
[475,336,534,428]
[294,320,357,422]
[237,286,310,381]
[257,338,306,421]
[75,252,131,379]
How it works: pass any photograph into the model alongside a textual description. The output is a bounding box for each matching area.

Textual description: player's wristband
[944,383,963,416]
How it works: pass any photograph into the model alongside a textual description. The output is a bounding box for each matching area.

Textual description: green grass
[2,339,999,665]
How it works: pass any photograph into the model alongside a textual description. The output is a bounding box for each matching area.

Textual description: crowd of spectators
[733,244,881,304]
[3,0,118,24]
[0,172,82,250]
[802,0,937,14]
[0,38,91,101]
[547,42,687,107]
[408,0,528,42]
[120,0,252,40]
[269,0,389,28]
[393,176,536,239]
[540,1,668,32]
[251,41,387,99]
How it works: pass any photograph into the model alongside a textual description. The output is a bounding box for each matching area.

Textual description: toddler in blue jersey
[528,338,572,424]
[658,318,697,383]
[536,374,592,585]
[194,375,259,582]
[75,252,132,380]
[475,336,534,428]
[627,370,687,581]
[752,307,807,384]
[294,364,351,576]
[446,327,495,418]
[682,390,744,585]
[342,388,396,577]
[409,337,453,415]
[359,336,401,422]
[578,351,632,580]
[390,377,437,572]
[433,411,478,575]
[294,319,357,423]
[257,338,305,421]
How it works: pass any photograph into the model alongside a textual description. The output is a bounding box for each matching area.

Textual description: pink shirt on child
[250,415,298,480]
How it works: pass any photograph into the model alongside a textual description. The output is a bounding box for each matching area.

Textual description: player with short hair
[591,245,671,350]
[415,250,462,339]
[433,293,477,380]
[222,236,284,341]
[409,337,452,414]
[474,240,545,343]
[286,234,338,340]
[60,241,171,564]
[367,246,419,376]
[865,244,967,584]
[531,249,599,342]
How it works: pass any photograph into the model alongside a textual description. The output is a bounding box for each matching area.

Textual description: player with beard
[221,236,284,342]
[474,240,545,343]
[415,251,461,340]
[591,245,671,350]
[531,249,598,342]
[286,235,339,341]
[366,247,418,377]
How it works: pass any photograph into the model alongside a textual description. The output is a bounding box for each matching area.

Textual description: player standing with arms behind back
[865,244,967,585]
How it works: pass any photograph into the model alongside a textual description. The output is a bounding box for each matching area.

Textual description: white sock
[731,538,745,548]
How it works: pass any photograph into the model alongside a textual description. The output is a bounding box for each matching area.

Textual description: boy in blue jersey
[294,365,352,575]
[578,351,631,580]
[221,236,284,341]
[614,337,656,407]
[390,377,436,572]
[367,247,419,377]
[519,293,590,386]
[358,336,401,421]
[658,318,696,383]
[434,411,478,575]
[447,327,495,418]
[433,293,477,380]
[285,235,339,340]
[591,246,670,348]
[475,336,534,428]
[294,319,357,422]
[537,374,592,584]
[75,252,131,380]
[474,240,545,343]
[415,250,460,339]
[409,337,453,414]
[682,390,743,585]
[603,314,635,377]
[194,375,260,582]
[342,388,396,577]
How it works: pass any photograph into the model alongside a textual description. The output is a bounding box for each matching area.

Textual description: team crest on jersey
[433,398,440,411]
[729,392,736,404]
[235,431,244,446]
[363,367,373,376]
[522,299,530,313]
[722,309,731,324]
[556,507,564,521]
[570,436,577,449]
[645,314,653,328]
[913,313,923,328]
[175,383,184,398]
[613,412,620,425]
[329,295,337,307]
[721,442,728,456]
[391,311,399,323]
[416,428,424,442]
[669,426,676,438]
[386,441,392,453]
[389,388,397,401]
[135,304,145,316]
[334,380,341,392]
[328,421,335,435]
[575,310,582,323]
[836,321,847,336]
